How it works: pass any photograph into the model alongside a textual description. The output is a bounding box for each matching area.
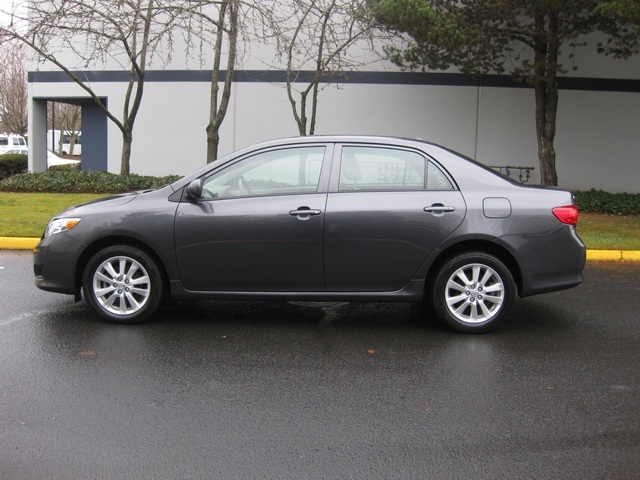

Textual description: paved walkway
[2,236,638,260]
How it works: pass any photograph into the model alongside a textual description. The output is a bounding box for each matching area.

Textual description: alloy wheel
[444,263,505,324]
[91,255,152,316]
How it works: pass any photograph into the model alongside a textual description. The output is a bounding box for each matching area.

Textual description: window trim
[329,143,458,193]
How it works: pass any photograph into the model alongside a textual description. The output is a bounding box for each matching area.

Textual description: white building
[26,18,640,193]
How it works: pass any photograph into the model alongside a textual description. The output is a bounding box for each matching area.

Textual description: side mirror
[185,179,203,201]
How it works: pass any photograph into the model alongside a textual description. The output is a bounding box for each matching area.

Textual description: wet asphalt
[1,251,639,479]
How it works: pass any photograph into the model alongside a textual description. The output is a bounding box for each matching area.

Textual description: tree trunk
[206,0,238,163]
[69,131,77,156]
[121,130,132,176]
[534,81,559,186]
[206,0,225,165]
[206,127,220,162]
[533,12,559,187]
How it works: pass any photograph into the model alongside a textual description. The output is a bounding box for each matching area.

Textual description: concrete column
[28,99,48,172]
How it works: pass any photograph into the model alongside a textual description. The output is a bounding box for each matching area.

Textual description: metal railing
[489,166,535,184]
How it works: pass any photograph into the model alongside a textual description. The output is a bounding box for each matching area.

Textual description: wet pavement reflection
[1,252,639,479]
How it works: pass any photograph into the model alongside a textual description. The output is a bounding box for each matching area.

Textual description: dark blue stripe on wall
[27,69,640,93]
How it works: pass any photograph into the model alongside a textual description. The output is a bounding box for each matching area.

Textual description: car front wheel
[83,245,163,324]
[432,252,515,333]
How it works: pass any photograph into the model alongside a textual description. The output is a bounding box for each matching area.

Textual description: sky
[0,0,25,27]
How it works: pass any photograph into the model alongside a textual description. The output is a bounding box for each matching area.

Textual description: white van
[0,133,28,155]
[47,130,82,156]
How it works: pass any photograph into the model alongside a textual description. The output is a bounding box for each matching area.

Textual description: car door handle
[289,208,322,217]
[424,204,456,214]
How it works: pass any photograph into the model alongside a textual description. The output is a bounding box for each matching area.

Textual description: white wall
[102,82,482,175]
[30,75,640,193]
[475,86,640,192]
[556,90,640,193]
[128,80,640,193]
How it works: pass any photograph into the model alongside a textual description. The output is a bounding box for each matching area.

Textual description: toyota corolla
[34,136,586,332]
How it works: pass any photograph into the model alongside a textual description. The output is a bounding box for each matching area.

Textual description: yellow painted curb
[622,250,640,262]
[587,250,622,261]
[586,250,640,261]
[0,237,40,250]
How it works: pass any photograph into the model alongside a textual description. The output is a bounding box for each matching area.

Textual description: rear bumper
[500,225,586,297]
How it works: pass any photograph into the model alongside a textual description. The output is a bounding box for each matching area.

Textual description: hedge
[0,170,182,193]
[0,154,28,181]
[574,189,640,216]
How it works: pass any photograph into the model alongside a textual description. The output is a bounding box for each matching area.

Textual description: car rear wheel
[432,252,515,333]
[83,245,163,324]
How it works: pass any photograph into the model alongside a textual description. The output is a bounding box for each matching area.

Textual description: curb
[1,237,639,261]
[0,237,40,250]
[586,249,640,262]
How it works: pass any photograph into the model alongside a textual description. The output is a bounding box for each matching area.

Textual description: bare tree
[58,104,82,156]
[202,1,236,163]
[1,0,183,175]
[177,0,281,163]
[0,40,27,135]
[49,102,81,155]
[184,0,240,163]
[181,0,277,163]
[271,0,376,135]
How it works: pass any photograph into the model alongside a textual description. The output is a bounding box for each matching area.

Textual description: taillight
[552,205,579,226]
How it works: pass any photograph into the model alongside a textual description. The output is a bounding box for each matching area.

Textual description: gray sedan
[33,136,586,332]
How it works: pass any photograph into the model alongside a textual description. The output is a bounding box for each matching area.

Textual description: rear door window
[338,146,454,191]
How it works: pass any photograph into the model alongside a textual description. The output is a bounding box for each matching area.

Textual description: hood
[54,191,142,218]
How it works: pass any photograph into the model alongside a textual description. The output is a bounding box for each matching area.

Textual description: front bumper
[33,233,86,295]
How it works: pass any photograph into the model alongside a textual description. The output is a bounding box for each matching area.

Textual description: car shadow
[152,299,446,332]
[37,294,577,340]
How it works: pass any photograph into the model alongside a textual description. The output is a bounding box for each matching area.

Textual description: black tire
[431,251,515,333]
[82,245,163,324]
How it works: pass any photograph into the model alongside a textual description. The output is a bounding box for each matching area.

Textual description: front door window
[202,146,325,199]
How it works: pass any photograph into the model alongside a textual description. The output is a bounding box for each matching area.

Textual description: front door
[175,145,329,292]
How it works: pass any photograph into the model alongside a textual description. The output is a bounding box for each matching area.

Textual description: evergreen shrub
[0,154,28,180]
[574,189,640,215]
[0,170,182,193]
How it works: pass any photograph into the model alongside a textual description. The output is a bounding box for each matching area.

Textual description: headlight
[45,218,81,237]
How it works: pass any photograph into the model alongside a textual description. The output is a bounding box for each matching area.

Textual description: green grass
[577,213,640,250]
[1,193,638,250]
[0,192,106,237]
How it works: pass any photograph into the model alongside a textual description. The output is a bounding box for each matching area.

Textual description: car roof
[243,134,435,149]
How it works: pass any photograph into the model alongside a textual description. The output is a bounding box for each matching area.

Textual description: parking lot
[1,250,639,479]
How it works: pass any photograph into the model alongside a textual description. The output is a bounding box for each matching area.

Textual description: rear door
[324,144,466,292]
